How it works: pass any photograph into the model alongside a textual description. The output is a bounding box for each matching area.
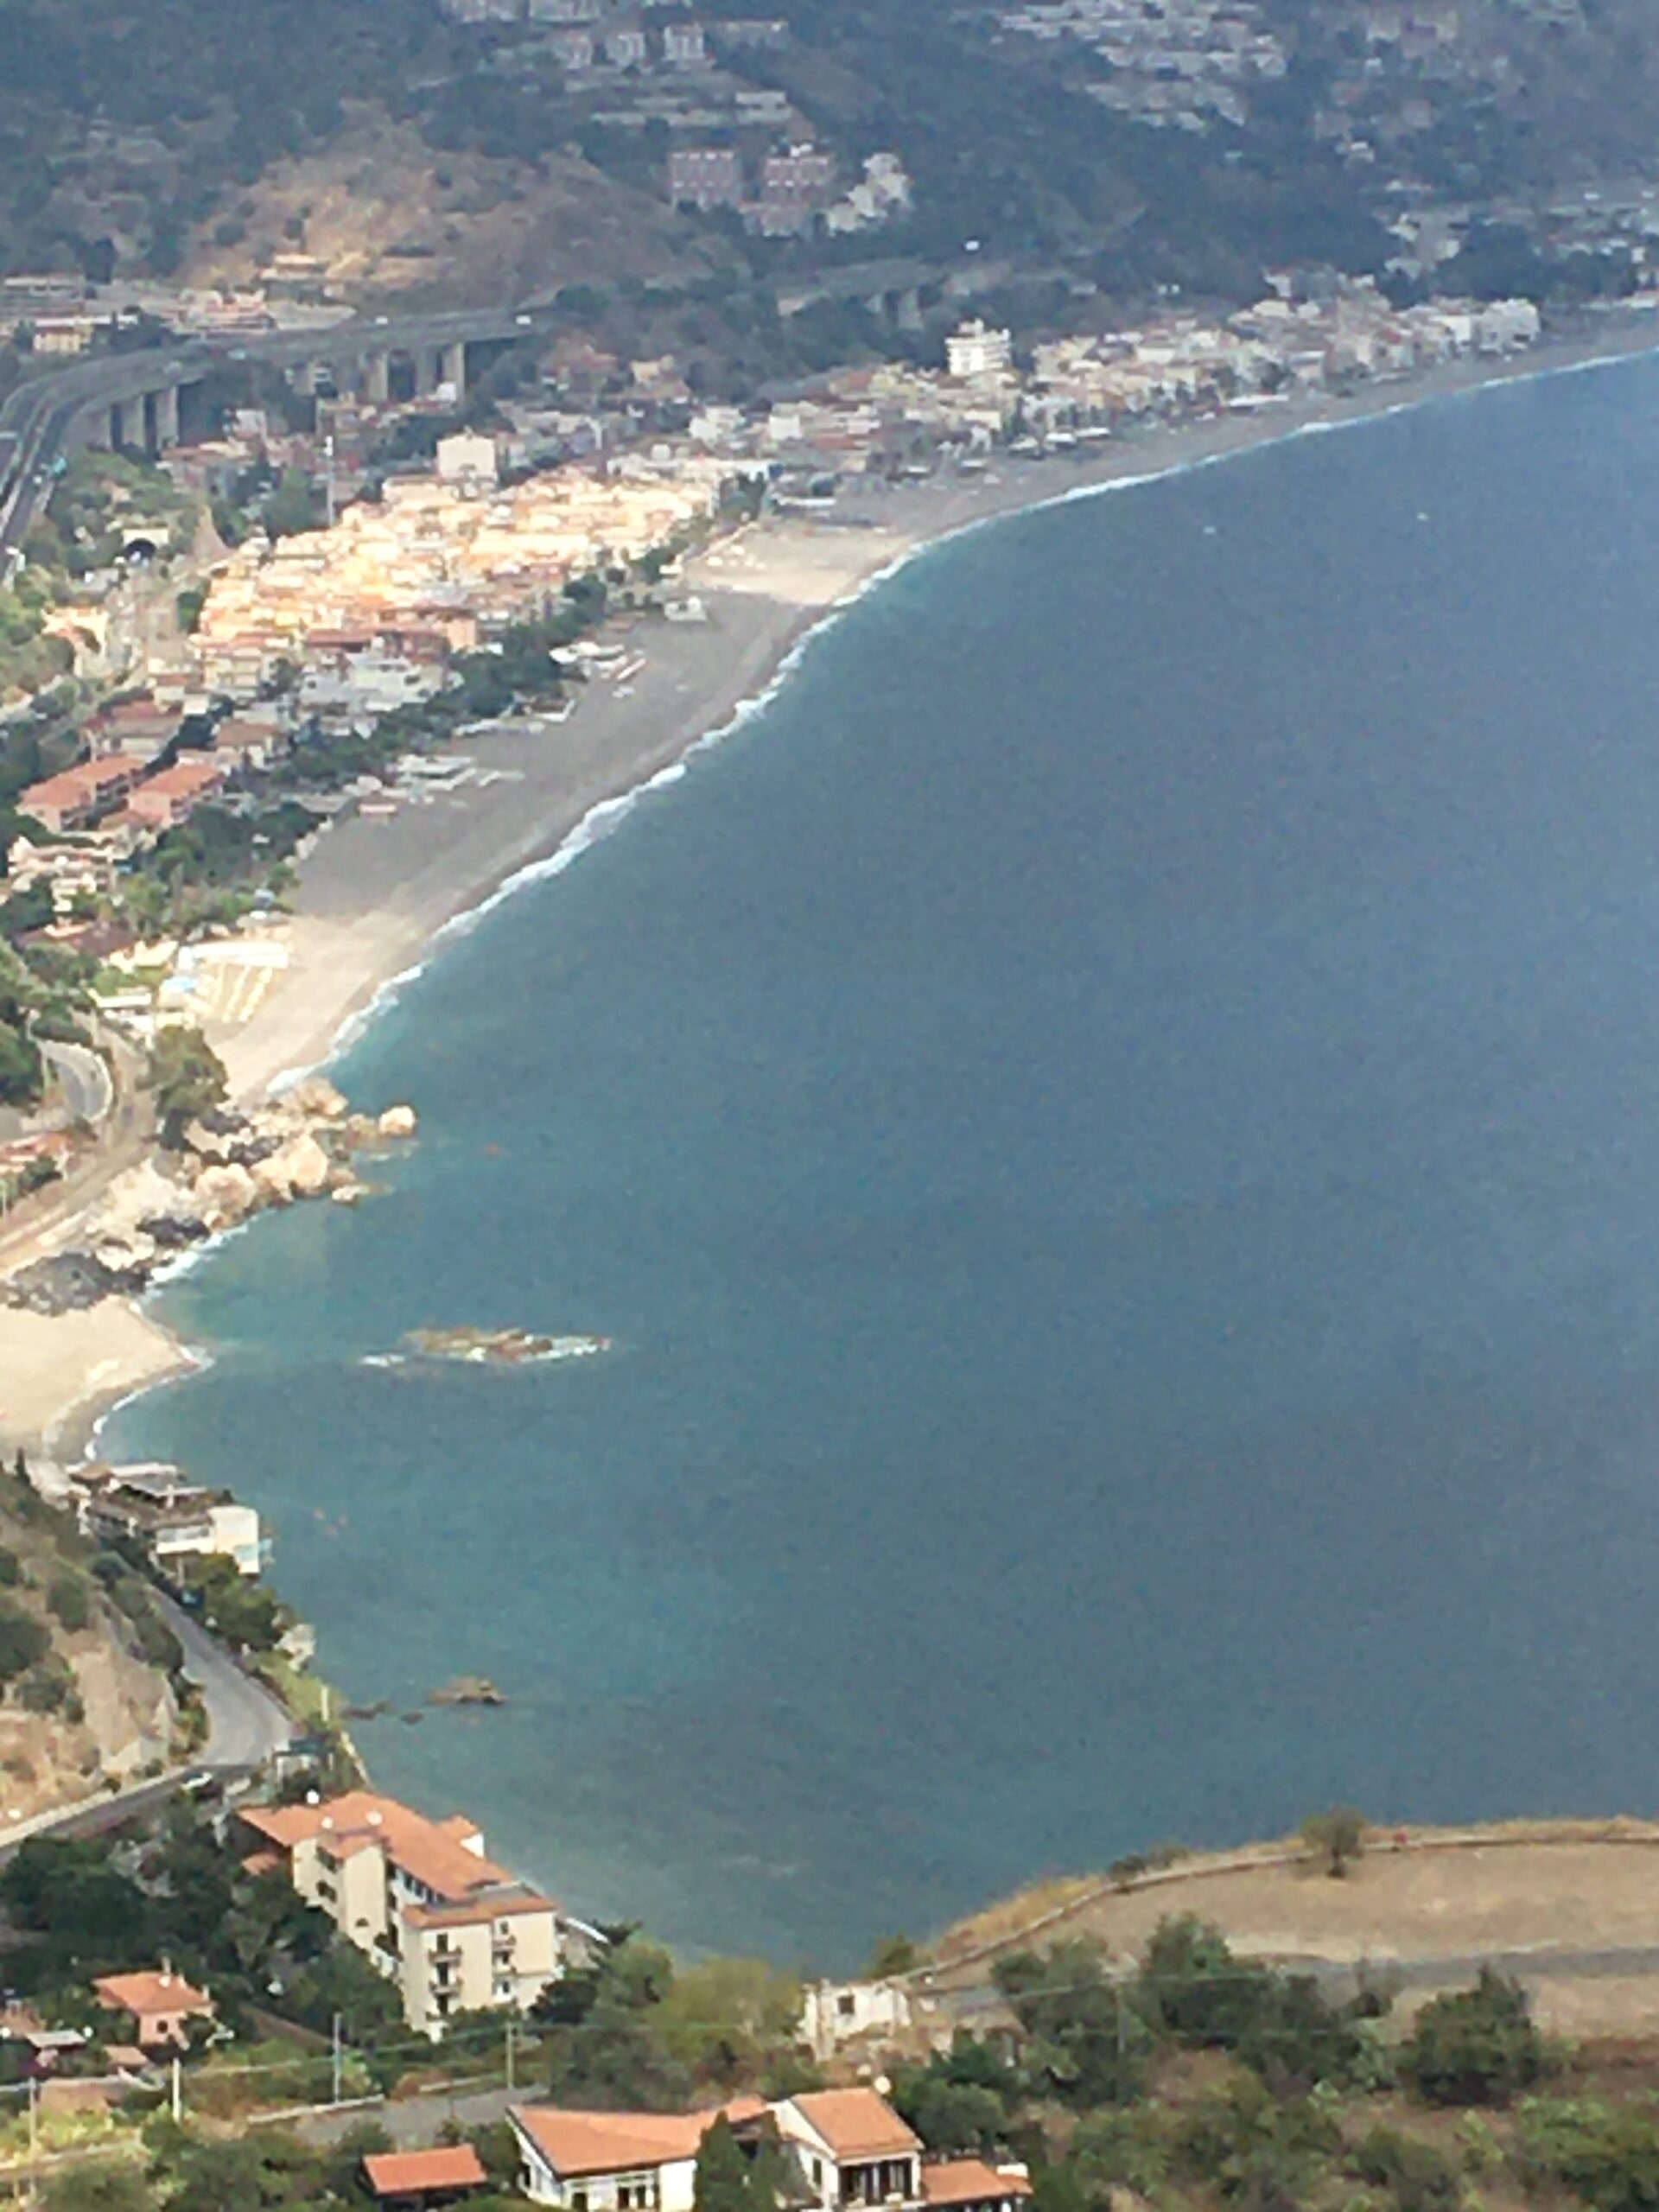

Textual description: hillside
[8,0,1659,314]
[0,1459,188,1821]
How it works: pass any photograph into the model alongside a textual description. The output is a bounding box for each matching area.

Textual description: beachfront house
[72,1464,263,1577]
[238,1790,564,2035]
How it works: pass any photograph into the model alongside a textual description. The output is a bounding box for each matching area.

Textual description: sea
[108,346,1659,1969]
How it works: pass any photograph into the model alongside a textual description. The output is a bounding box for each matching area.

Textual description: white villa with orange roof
[239,1790,564,2035]
[510,2103,766,2211]
[510,2088,1031,2212]
[771,2088,924,2212]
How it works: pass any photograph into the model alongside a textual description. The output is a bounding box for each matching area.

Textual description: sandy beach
[3,302,1658,1462]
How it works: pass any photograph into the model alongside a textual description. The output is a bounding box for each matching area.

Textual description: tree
[994,1942,1150,2108]
[657,1957,804,2090]
[0,1837,153,1973]
[1351,2126,1460,2212]
[696,2117,758,2212]
[1401,1971,1543,2107]
[48,1573,90,1632]
[1300,1807,1366,1879]
[43,2166,155,2212]
[867,1934,917,1978]
[181,1555,286,1652]
[539,1932,693,2109]
[0,1601,48,1683]
[262,467,320,540]
[144,1025,227,1145]
[1136,1916,1376,2091]
[1174,2075,1340,2212]
[1517,2097,1659,2212]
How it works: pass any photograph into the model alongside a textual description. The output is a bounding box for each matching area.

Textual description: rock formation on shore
[3,1077,419,1315]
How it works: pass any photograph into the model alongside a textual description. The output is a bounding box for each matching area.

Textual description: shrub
[0,1547,21,1586]
[1352,2126,1460,2212]
[1402,1971,1543,2107]
[1515,2100,1659,2212]
[48,1573,90,1632]
[0,1603,48,1684]
[18,1662,79,1718]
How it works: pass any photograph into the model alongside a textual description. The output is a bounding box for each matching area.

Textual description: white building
[435,431,501,491]
[772,2089,924,2212]
[74,1464,264,1577]
[946,321,1014,380]
[800,1975,914,2059]
[512,2103,762,2211]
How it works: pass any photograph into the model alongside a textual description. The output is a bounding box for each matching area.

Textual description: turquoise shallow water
[112,351,1659,1966]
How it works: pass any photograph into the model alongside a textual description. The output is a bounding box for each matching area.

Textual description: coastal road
[0,1593,294,1866]
[154,1588,296,1771]
[289,2083,518,2148]
[38,1039,113,1127]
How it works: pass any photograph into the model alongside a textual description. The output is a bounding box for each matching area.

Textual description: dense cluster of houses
[189,444,725,704]
[995,0,1287,133]
[13,699,293,849]
[6,1942,1031,2212]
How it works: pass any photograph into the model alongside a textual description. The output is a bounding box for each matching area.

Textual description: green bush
[1351,2126,1461,2212]
[1402,1971,1544,2107]
[1516,2098,1659,2212]
[0,1547,21,1586]
[48,1573,90,1632]
[18,1661,79,1719]
[0,1602,48,1683]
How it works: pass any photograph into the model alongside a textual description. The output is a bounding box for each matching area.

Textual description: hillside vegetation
[8,0,1659,310]
[0,1457,190,1819]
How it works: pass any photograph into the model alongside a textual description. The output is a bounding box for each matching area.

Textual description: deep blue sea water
[110,351,1659,1967]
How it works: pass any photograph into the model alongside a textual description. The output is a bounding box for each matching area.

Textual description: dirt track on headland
[925,1819,1659,2036]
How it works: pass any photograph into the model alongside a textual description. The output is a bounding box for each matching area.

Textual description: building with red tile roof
[239,1791,563,2037]
[512,2089,936,2212]
[510,2101,766,2210]
[920,2162,1033,2212]
[92,1969,214,2050]
[18,755,147,834]
[363,2145,488,2204]
[124,755,226,830]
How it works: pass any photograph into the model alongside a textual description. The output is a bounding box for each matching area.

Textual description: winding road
[39,1039,113,1127]
[0,1588,294,1864]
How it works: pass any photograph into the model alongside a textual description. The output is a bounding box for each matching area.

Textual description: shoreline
[209,303,1659,1108]
[5,302,1659,1471]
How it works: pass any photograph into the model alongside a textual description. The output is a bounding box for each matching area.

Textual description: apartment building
[945,321,1014,381]
[18,755,148,835]
[668,146,745,211]
[239,1791,564,2035]
[124,755,227,830]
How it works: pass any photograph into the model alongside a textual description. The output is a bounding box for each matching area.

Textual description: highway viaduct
[0,308,533,559]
